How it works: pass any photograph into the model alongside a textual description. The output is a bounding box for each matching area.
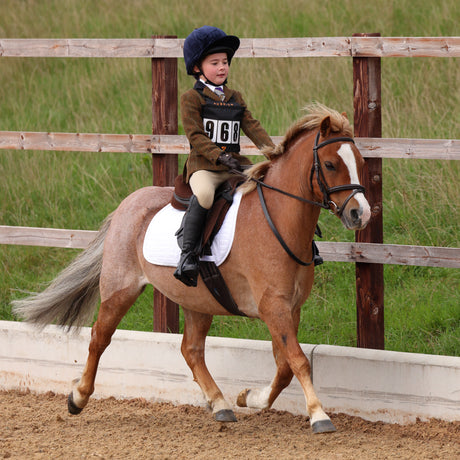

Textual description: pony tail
[12,213,113,333]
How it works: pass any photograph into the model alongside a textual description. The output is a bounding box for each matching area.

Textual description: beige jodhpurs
[189,170,234,209]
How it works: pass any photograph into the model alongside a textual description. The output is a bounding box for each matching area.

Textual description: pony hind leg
[181,308,236,422]
[68,277,146,414]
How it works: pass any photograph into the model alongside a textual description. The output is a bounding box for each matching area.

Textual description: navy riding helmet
[183,26,240,76]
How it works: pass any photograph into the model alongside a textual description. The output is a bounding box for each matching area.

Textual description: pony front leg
[181,308,236,422]
[237,352,293,410]
[260,303,336,434]
[237,309,299,410]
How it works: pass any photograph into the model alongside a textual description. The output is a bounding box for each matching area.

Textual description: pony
[13,103,371,433]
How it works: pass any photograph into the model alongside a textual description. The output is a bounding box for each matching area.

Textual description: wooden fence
[1,35,459,349]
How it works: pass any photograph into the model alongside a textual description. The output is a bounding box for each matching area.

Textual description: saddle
[171,175,247,316]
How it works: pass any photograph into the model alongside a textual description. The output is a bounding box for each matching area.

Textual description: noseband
[254,131,366,266]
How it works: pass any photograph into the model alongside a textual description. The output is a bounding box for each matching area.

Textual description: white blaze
[337,144,371,222]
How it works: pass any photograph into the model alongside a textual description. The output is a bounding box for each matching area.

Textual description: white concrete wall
[0,320,458,423]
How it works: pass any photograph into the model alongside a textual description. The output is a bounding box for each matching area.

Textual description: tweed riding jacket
[181,81,275,182]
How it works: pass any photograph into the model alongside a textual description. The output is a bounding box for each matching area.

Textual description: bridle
[309,131,366,216]
[253,131,366,266]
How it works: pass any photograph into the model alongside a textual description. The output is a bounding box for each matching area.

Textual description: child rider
[174,25,275,287]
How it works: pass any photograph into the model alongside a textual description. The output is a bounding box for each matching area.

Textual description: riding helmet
[183,26,240,76]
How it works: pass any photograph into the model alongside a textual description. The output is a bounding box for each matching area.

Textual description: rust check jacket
[181,81,275,182]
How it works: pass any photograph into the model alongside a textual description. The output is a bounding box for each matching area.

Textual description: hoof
[236,389,249,407]
[311,419,337,434]
[67,393,83,415]
[214,409,237,423]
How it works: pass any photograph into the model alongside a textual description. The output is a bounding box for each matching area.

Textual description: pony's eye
[324,161,335,171]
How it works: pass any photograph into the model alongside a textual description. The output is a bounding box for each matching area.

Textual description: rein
[256,183,314,266]
[252,131,365,266]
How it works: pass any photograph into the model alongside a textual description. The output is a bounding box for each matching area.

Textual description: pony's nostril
[350,208,360,223]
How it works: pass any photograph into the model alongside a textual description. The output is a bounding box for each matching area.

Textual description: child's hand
[217,152,242,171]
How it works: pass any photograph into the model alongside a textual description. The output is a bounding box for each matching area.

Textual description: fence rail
[1,132,459,160]
[1,225,458,269]
[1,37,459,58]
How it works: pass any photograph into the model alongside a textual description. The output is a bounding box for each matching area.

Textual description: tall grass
[0,0,458,356]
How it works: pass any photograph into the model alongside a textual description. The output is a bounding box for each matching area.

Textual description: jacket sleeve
[180,89,223,165]
[233,91,275,151]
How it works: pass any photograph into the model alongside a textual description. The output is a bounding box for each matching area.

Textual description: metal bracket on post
[151,35,179,333]
[353,32,384,349]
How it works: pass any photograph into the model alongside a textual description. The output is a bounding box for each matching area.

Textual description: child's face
[195,52,229,85]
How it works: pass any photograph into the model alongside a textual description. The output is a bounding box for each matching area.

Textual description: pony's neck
[266,130,318,211]
[263,135,322,249]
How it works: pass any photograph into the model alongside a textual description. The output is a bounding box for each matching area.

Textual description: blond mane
[240,103,352,194]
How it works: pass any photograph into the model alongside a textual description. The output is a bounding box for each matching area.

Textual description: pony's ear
[320,116,331,138]
[341,111,348,120]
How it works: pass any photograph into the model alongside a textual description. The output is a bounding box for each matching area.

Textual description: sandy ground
[0,390,459,459]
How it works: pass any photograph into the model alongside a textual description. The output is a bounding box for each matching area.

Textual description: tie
[214,86,225,101]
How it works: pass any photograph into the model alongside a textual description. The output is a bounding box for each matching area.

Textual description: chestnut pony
[13,104,370,434]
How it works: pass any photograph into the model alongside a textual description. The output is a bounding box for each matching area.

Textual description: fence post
[353,33,384,349]
[151,35,179,333]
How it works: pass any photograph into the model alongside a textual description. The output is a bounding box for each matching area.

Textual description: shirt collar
[200,78,222,93]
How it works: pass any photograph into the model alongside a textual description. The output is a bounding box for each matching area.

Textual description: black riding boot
[174,195,208,287]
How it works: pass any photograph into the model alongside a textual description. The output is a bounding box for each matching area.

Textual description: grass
[0,0,459,357]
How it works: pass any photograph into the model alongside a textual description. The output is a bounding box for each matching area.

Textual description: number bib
[200,93,245,152]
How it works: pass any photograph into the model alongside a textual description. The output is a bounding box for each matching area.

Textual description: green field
[0,0,458,356]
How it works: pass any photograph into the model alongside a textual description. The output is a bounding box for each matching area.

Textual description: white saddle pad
[143,191,243,267]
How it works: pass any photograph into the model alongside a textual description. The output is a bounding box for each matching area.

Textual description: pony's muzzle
[341,194,371,230]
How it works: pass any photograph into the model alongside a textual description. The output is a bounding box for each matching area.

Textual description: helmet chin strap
[197,68,228,87]
[206,77,228,86]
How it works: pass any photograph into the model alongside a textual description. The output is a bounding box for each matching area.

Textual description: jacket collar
[194,80,230,101]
